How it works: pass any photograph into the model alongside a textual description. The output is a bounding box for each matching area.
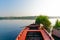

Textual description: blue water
[0,20,35,40]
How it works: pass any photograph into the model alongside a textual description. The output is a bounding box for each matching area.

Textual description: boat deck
[25,31,43,40]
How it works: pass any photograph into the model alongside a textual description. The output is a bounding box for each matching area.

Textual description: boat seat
[28,24,39,30]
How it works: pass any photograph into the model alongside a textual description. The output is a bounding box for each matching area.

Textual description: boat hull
[16,24,54,40]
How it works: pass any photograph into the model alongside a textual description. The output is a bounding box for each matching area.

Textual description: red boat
[16,24,54,40]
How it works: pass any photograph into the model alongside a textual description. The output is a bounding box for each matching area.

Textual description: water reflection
[0,20,35,40]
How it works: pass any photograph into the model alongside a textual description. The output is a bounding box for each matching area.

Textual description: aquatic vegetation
[54,19,60,30]
[35,15,51,29]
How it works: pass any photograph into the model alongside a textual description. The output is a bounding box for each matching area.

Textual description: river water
[0,19,60,40]
[0,20,35,40]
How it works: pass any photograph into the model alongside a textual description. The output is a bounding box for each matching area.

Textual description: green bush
[35,15,51,29]
[54,19,60,29]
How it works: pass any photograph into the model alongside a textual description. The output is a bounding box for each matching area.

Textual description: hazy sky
[0,0,60,17]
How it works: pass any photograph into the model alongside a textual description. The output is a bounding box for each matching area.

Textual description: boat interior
[25,31,44,40]
[25,24,44,40]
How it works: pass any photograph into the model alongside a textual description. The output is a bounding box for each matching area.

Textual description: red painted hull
[16,24,54,40]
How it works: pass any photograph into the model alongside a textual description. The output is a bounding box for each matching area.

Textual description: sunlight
[31,0,60,16]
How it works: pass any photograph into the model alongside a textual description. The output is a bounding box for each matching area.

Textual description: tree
[35,15,51,29]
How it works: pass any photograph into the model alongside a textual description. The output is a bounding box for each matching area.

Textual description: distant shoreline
[0,16,60,20]
[0,16,36,20]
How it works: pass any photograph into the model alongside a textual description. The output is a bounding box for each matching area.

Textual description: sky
[0,0,60,17]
